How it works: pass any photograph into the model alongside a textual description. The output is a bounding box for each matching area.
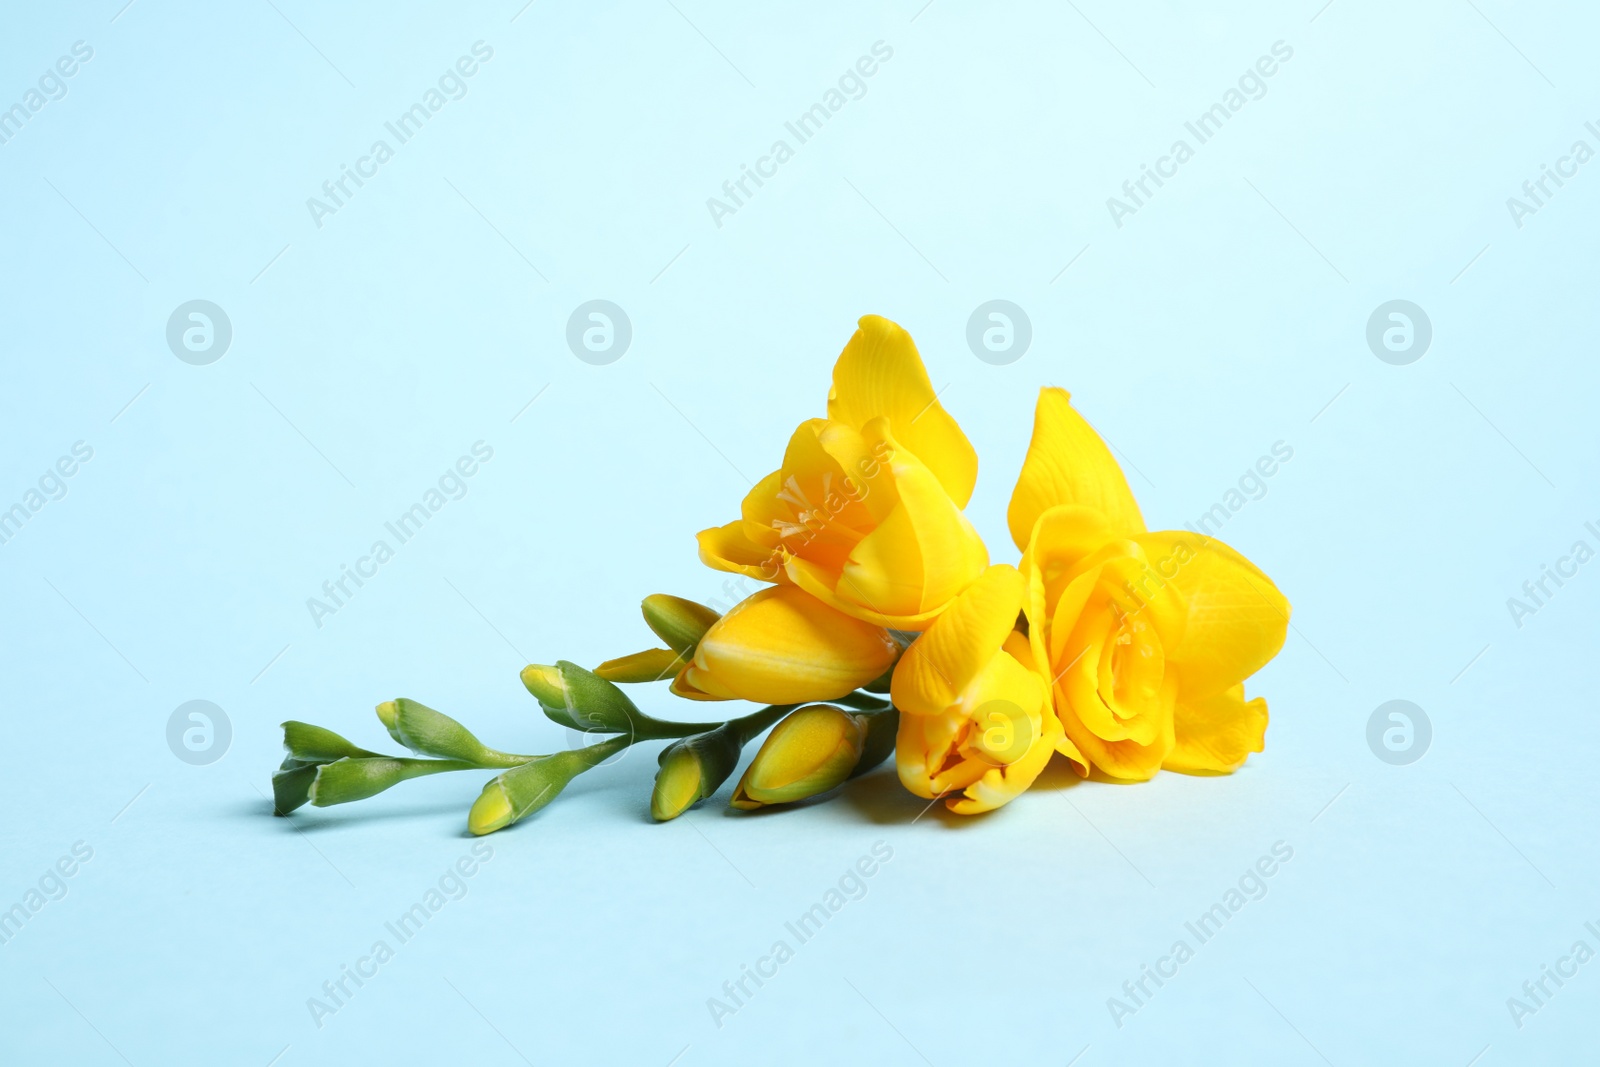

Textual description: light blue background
[2,1,1596,1064]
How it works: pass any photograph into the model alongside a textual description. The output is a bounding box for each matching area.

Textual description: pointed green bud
[281,721,384,764]
[468,736,628,835]
[271,757,321,815]
[307,757,474,807]
[519,664,566,707]
[851,705,899,780]
[651,727,739,821]
[521,660,641,734]
[523,660,720,739]
[594,647,687,684]
[375,698,520,766]
[641,594,721,655]
[651,746,710,822]
[649,703,793,820]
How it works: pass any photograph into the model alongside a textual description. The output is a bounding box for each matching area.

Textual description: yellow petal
[691,586,898,704]
[891,564,1025,716]
[834,421,988,620]
[948,650,1058,813]
[827,315,978,507]
[594,648,686,683]
[1163,684,1267,774]
[736,705,865,804]
[671,664,734,701]
[1134,531,1290,698]
[696,519,783,582]
[1006,388,1145,552]
[1057,671,1177,781]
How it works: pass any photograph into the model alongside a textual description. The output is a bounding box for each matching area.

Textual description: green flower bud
[651,745,711,822]
[641,594,721,655]
[521,660,642,734]
[270,758,320,816]
[308,757,474,807]
[523,660,720,740]
[468,736,629,835]
[375,698,521,767]
[650,704,792,821]
[280,721,383,764]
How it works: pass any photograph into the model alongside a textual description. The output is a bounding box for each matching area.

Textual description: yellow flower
[697,315,988,629]
[891,564,1061,813]
[1012,388,1290,781]
[671,585,899,704]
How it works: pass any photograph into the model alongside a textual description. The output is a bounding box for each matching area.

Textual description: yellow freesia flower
[891,564,1061,813]
[1013,388,1290,781]
[697,315,988,629]
[671,585,899,704]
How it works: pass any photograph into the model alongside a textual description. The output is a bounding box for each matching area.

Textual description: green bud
[468,736,628,835]
[308,757,473,807]
[523,660,720,739]
[594,647,687,684]
[851,705,899,780]
[375,698,521,767]
[280,721,384,763]
[522,660,641,734]
[271,757,321,815]
[651,727,739,821]
[650,704,792,821]
[641,594,721,655]
[651,746,709,822]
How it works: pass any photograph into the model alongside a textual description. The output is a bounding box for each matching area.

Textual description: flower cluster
[273,315,1290,832]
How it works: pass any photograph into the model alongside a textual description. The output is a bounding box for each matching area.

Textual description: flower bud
[308,757,468,807]
[468,737,628,835]
[731,704,881,809]
[641,594,721,655]
[594,647,686,684]
[376,698,511,765]
[651,746,706,822]
[673,586,899,704]
[521,660,643,734]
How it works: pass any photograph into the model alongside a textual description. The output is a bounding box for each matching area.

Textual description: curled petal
[1163,683,1267,774]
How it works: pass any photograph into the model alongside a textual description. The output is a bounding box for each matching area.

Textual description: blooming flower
[891,564,1060,813]
[696,315,988,629]
[1012,388,1290,781]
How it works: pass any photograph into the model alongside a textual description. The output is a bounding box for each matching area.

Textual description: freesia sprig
[271,312,1292,834]
[273,641,901,834]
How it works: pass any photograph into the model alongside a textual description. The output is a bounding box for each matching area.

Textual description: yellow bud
[731,705,866,809]
[651,747,705,821]
[520,664,566,706]
[683,586,898,705]
[467,783,514,836]
[374,700,399,730]
[595,648,686,684]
